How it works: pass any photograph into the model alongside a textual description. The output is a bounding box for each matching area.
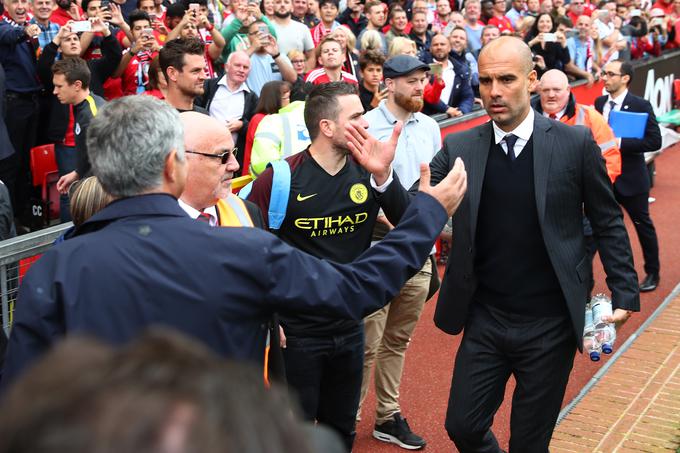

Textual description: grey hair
[87,96,185,198]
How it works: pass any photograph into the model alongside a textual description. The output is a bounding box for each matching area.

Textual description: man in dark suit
[595,59,662,293]
[353,36,639,452]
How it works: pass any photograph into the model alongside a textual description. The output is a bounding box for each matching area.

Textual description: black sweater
[474,137,568,317]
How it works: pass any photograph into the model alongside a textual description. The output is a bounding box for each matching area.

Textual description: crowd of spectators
[0,0,678,232]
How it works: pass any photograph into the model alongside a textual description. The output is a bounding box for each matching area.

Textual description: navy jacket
[2,191,446,385]
[0,63,15,161]
[0,20,41,93]
[595,92,662,196]
[421,56,474,116]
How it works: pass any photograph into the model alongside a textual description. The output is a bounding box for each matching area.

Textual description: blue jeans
[55,144,76,222]
[283,325,364,452]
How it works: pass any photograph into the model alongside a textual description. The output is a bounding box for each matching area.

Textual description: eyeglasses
[185,148,238,164]
[600,71,622,78]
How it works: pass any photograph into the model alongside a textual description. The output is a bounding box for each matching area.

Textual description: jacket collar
[73,193,189,238]
[531,92,576,119]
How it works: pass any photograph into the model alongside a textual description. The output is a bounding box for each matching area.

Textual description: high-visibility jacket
[560,103,621,183]
[249,101,310,178]
[215,195,254,227]
[216,194,282,386]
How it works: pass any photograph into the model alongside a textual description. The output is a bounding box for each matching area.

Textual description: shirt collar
[493,108,534,144]
[608,89,628,106]
[218,75,250,93]
[543,106,566,120]
[178,199,218,225]
[376,100,418,125]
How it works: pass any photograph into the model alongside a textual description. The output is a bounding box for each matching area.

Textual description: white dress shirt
[492,108,535,157]
[439,59,456,106]
[542,106,566,121]
[602,89,628,123]
[178,199,218,227]
[209,76,250,145]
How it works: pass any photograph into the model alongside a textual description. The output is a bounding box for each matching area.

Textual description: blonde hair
[332,26,357,50]
[69,176,114,227]
[360,29,385,53]
[388,37,418,58]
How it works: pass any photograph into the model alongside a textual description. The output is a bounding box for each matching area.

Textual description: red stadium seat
[29,144,60,226]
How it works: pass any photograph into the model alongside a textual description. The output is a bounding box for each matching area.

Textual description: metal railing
[0,222,72,338]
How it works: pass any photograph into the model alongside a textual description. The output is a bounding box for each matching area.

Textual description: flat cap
[383,55,430,79]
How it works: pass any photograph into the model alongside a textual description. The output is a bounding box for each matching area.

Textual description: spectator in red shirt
[112,9,160,95]
[305,36,358,84]
[487,0,515,32]
[310,0,341,46]
[50,0,84,25]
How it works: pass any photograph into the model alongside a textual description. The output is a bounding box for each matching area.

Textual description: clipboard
[609,110,648,139]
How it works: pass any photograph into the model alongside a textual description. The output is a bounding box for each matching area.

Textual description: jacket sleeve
[91,34,123,82]
[581,127,639,312]
[457,74,474,114]
[619,99,662,155]
[265,191,447,318]
[0,22,25,45]
[37,42,58,88]
[1,253,66,387]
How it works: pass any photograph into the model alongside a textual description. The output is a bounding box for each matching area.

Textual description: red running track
[353,142,680,452]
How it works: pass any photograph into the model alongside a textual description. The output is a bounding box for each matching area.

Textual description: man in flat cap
[357,54,440,450]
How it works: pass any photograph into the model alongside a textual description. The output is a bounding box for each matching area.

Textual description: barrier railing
[0,223,72,338]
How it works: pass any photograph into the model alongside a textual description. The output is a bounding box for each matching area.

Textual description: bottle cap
[589,351,600,361]
[602,343,613,354]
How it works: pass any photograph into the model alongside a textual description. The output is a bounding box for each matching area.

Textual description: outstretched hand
[418,158,467,217]
[345,120,402,185]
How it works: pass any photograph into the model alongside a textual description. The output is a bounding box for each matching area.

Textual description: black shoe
[639,274,659,292]
[373,413,426,450]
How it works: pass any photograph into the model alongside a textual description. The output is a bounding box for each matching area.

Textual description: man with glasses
[595,59,662,292]
[178,111,264,227]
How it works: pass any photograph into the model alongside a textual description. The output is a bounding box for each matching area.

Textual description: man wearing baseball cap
[358,55,442,451]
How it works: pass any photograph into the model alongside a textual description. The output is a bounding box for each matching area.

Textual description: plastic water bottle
[591,294,616,354]
[583,303,601,361]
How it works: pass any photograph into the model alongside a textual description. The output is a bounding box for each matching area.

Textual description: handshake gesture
[345,120,467,217]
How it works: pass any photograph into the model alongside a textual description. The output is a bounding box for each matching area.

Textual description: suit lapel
[621,92,633,112]
[469,122,493,236]
[532,115,554,226]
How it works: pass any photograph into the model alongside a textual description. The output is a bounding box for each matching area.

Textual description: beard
[274,10,291,18]
[394,91,423,112]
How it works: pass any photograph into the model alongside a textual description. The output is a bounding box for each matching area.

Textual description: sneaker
[373,413,426,450]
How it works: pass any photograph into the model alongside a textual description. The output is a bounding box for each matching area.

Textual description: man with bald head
[178,111,264,228]
[403,36,638,451]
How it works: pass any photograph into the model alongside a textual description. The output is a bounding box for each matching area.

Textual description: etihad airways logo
[294,212,369,237]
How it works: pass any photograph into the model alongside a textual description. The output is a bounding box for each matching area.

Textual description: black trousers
[445,303,576,453]
[614,189,660,276]
[4,93,40,218]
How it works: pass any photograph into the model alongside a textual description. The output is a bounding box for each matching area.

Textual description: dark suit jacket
[422,57,474,115]
[595,92,662,196]
[0,63,16,161]
[383,113,639,348]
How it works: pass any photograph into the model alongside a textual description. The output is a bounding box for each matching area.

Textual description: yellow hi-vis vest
[249,101,310,178]
[215,195,254,227]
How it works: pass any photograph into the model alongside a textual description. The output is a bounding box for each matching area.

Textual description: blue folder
[609,110,648,139]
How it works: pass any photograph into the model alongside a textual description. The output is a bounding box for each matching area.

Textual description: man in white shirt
[359,55,441,451]
[196,51,259,172]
